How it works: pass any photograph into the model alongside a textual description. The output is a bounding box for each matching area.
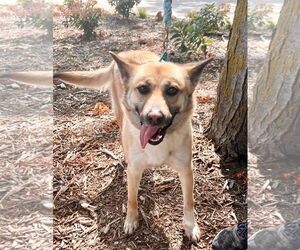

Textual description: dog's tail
[0,63,114,89]
[0,71,53,87]
[54,63,114,89]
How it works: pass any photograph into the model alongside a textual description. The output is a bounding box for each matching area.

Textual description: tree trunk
[206,0,247,161]
[249,0,300,163]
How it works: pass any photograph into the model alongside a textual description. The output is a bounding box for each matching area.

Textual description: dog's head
[110,52,213,148]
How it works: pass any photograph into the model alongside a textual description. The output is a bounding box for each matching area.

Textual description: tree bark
[206,0,247,161]
[249,0,300,163]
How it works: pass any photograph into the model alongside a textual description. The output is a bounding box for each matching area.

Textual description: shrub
[223,20,232,32]
[170,21,213,56]
[248,4,274,31]
[170,21,192,53]
[108,0,141,19]
[136,7,148,19]
[61,0,102,40]
[218,3,231,19]
[191,4,225,35]
[265,20,275,31]
[171,3,229,56]
[185,10,197,19]
[13,0,53,37]
[63,0,75,8]
[218,3,232,31]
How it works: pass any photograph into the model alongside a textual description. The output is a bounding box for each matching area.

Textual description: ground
[2,3,291,250]
[0,5,244,250]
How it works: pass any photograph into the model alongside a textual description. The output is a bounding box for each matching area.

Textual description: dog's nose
[146,110,165,126]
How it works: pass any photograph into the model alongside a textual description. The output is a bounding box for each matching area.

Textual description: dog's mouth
[139,120,174,149]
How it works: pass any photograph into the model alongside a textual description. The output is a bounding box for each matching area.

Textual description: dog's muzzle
[139,110,175,148]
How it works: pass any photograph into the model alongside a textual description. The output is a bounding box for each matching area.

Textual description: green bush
[62,0,102,40]
[14,0,53,37]
[248,4,274,31]
[108,0,141,19]
[218,2,231,31]
[171,4,227,56]
[223,20,232,31]
[170,21,213,56]
[191,4,225,35]
[170,21,192,53]
[265,20,275,31]
[136,7,148,19]
[63,0,75,8]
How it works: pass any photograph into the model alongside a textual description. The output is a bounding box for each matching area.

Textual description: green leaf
[205,39,213,44]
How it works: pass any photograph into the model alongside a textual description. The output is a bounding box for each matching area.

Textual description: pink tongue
[140,125,160,149]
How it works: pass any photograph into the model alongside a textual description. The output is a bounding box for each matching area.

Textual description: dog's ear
[109,52,137,83]
[183,57,213,88]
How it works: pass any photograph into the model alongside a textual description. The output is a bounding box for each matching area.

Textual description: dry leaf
[93,102,110,116]
[196,95,214,104]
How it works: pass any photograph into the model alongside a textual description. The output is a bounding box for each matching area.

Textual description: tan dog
[2,50,212,242]
[56,50,213,242]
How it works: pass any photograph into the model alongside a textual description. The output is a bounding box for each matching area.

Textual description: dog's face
[111,53,212,148]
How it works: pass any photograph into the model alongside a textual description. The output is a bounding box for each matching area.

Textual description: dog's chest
[128,131,189,169]
[142,139,173,167]
[123,119,191,169]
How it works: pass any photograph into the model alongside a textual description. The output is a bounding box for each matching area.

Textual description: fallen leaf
[196,95,214,104]
[93,102,110,116]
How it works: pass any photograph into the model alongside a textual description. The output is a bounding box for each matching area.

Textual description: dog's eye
[137,85,150,95]
[166,86,179,96]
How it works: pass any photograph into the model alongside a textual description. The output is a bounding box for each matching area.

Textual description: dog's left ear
[109,52,137,84]
[183,57,213,88]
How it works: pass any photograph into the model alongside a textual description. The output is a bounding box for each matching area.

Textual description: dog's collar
[159,52,170,62]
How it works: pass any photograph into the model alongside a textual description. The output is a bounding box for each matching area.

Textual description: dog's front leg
[178,165,201,242]
[124,165,144,234]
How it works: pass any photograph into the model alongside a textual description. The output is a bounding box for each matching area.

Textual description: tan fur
[4,50,212,242]
[0,71,53,87]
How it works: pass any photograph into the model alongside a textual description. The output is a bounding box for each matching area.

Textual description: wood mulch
[0,6,247,249]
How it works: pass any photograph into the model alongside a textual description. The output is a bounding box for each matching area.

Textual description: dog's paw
[185,224,201,243]
[124,217,138,235]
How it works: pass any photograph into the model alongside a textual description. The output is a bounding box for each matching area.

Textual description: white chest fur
[122,119,192,170]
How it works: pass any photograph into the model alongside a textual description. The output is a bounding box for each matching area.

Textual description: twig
[0,181,30,204]
[100,147,124,168]
[220,179,229,193]
[259,179,270,194]
[100,148,118,160]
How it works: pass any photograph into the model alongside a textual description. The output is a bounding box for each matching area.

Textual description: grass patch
[137,7,148,19]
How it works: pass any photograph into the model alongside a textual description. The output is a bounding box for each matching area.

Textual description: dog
[2,50,212,242]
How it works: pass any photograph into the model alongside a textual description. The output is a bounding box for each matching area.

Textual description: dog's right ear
[184,57,214,85]
[109,52,137,83]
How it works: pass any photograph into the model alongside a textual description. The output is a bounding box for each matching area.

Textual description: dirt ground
[0,6,53,250]
[1,2,297,250]
[0,6,249,250]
